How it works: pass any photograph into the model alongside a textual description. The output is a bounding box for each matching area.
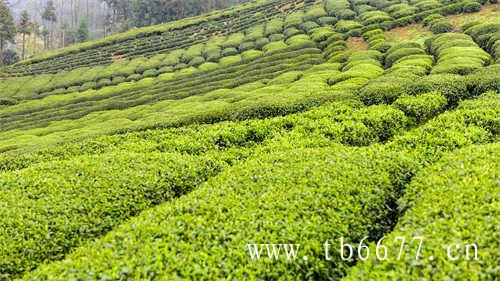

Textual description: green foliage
[304,6,327,21]
[405,74,470,105]
[393,92,448,123]
[17,92,499,280]
[335,20,364,33]
[75,20,90,43]
[0,151,228,277]
[428,33,491,75]
[345,142,499,280]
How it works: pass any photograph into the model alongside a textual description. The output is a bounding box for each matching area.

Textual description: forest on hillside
[0,0,251,65]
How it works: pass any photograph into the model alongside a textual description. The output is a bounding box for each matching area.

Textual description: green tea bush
[385,47,426,67]
[262,41,288,52]
[267,71,303,85]
[300,21,321,32]
[318,16,337,26]
[415,0,443,11]
[462,0,481,12]
[285,11,304,28]
[246,24,265,41]
[188,56,206,67]
[181,43,204,62]
[324,0,350,15]
[393,91,448,123]
[284,27,303,38]
[360,11,393,25]
[466,65,500,96]
[355,4,376,14]
[357,76,410,105]
[0,151,227,277]
[222,47,239,57]
[238,41,255,52]
[405,74,470,105]
[336,9,357,20]
[429,33,490,75]
[335,20,364,33]
[269,33,285,42]
[304,6,328,21]
[255,38,270,49]
[344,143,499,280]
[265,18,283,36]
[429,19,454,34]
[219,55,242,66]
[310,27,335,42]
[198,62,219,72]
[222,33,245,48]
[422,13,444,26]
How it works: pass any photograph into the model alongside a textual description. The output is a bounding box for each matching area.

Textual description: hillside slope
[0,0,498,280]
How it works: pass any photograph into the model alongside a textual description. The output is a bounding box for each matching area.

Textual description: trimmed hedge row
[0,96,417,277]
[423,13,454,34]
[0,151,230,278]
[362,28,392,53]
[393,91,448,123]
[0,47,324,133]
[21,91,499,280]
[427,33,491,75]
[328,50,384,91]
[344,142,499,280]
[464,22,500,62]
[356,42,433,105]
[2,0,318,76]
[0,58,340,152]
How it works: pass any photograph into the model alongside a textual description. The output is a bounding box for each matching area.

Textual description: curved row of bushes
[0,47,324,133]
[0,97,416,277]
[428,33,491,75]
[344,141,499,280]
[20,91,499,280]
[328,50,385,91]
[1,0,484,77]
[1,0,318,76]
[0,58,340,152]
[464,21,500,63]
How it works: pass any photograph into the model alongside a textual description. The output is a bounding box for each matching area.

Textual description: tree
[75,19,89,43]
[0,0,16,65]
[41,26,50,49]
[42,0,57,49]
[1,49,19,65]
[18,10,31,60]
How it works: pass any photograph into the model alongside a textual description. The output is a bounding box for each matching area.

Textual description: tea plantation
[0,0,498,280]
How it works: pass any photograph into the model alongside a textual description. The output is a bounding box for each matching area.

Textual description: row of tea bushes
[344,141,499,280]
[423,13,453,34]
[0,96,416,173]
[21,91,498,280]
[0,97,417,277]
[2,0,318,76]
[0,28,319,102]
[0,46,324,133]
[0,150,233,278]
[328,50,384,91]
[0,59,341,152]
[464,21,500,63]
[427,33,491,75]
[362,28,392,53]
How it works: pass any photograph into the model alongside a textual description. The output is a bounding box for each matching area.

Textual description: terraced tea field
[0,0,498,280]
